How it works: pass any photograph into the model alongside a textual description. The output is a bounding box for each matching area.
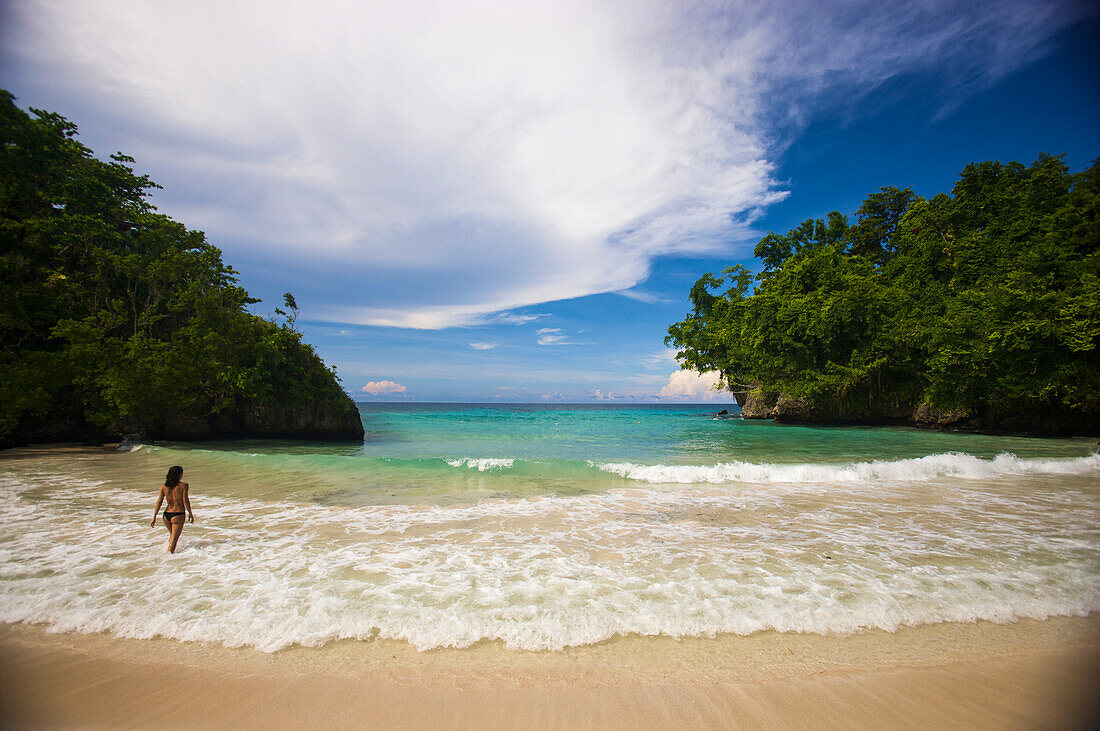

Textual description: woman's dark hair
[165,466,184,488]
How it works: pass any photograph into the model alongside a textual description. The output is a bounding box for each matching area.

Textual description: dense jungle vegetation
[667,154,1099,435]
[0,91,363,445]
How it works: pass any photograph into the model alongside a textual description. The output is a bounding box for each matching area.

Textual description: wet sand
[2,616,1098,729]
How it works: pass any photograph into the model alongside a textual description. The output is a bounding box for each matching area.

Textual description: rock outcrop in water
[10,383,364,446]
[153,389,364,442]
[737,385,1095,436]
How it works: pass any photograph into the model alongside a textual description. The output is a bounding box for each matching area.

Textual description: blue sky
[2,0,1097,402]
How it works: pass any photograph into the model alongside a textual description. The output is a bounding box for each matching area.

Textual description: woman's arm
[184,483,194,523]
[150,486,164,526]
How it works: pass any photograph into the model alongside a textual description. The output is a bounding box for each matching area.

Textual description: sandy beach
[2,616,1097,729]
[3,443,1098,728]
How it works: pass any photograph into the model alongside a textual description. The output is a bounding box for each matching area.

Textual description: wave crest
[596,452,1100,485]
[445,457,516,471]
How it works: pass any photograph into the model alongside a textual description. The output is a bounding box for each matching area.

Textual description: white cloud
[490,312,550,326]
[642,350,680,369]
[361,380,406,395]
[316,305,549,330]
[2,1,1085,328]
[469,342,497,350]
[657,370,726,401]
[616,288,675,304]
[536,328,573,346]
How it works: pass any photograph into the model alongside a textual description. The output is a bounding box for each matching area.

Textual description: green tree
[0,91,362,445]
[668,154,1099,434]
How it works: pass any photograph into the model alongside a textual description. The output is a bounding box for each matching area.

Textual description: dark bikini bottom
[163,511,186,521]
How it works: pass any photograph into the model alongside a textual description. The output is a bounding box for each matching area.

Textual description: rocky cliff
[155,388,365,442]
[738,386,1097,436]
[6,386,364,447]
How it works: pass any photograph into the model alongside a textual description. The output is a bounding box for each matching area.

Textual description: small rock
[117,432,153,451]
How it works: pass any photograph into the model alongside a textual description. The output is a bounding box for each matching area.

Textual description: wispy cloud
[615,288,676,305]
[536,328,573,346]
[642,350,679,369]
[490,312,550,326]
[469,342,497,350]
[2,1,1087,328]
[316,305,550,330]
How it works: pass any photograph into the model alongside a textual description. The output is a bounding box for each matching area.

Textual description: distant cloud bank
[658,370,725,401]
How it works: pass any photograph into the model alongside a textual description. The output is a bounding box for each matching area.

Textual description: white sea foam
[1,458,1098,653]
[596,452,1100,485]
[445,457,516,471]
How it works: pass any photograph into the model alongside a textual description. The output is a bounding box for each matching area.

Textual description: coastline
[736,393,1099,439]
[3,432,1098,727]
[2,616,1097,729]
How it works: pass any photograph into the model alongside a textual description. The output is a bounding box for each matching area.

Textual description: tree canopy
[667,155,1099,434]
[0,91,362,445]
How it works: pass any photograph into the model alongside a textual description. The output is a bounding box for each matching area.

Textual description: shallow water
[1,403,1097,652]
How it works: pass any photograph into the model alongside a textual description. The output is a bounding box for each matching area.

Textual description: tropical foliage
[1,91,357,444]
[667,155,1099,433]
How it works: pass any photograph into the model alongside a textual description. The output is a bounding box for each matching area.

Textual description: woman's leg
[167,517,185,553]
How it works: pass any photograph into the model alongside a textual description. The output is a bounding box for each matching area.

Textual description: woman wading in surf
[150,465,193,553]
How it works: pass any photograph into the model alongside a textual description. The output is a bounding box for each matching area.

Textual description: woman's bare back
[163,482,188,512]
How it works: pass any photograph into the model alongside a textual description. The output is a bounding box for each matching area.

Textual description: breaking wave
[445,457,516,471]
[596,452,1100,485]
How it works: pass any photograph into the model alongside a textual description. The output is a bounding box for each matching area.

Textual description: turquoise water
[2,403,1097,652]
[353,402,1092,463]
[160,403,1096,503]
